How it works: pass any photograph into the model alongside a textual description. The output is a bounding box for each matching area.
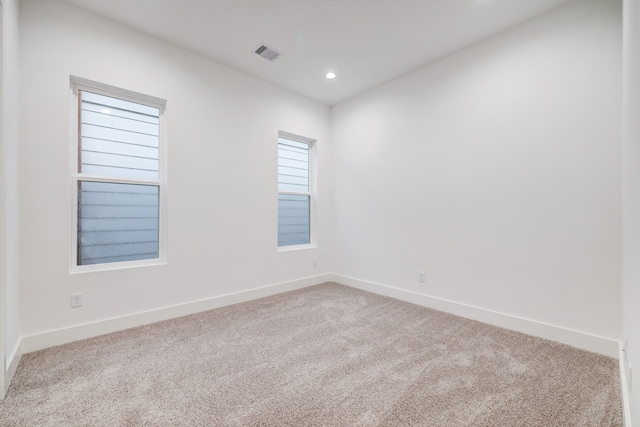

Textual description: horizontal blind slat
[82,91,159,117]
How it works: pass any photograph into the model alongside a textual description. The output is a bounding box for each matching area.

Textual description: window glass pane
[78,181,159,265]
[278,194,310,246]
[278,138,309,192]
[80,91,160,180]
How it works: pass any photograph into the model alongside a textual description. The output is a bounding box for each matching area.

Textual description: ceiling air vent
[254,44,282,62]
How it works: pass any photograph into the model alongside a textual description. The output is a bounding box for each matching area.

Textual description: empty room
[1,0,639,425]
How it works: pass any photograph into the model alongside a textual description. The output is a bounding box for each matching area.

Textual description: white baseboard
[620,344,633,427]
[332,274,619,358]
[22,274,331,354]
[4,339,22,395]
[16,272,620,359]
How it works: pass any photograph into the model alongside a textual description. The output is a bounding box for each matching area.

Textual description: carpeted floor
[0,283,623,426]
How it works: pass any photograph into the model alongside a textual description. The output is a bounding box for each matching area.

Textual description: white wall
[16,0,627,394]
[622,0,640,422]
[1,0,5,394]
[331,0,622,343]
[1,0,21,392]
[18,0,331,343]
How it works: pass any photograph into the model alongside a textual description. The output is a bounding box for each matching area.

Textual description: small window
[71,77,166,270]
[278,133,314,247]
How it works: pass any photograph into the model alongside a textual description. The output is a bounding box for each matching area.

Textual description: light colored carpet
[0,283,623,426]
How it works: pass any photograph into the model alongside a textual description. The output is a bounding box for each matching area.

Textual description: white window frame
[277,130,317,251]
[69,76,167,273]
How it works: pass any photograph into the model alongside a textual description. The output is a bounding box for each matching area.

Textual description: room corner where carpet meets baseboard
[20,273,332,354]
[330,274,619,359]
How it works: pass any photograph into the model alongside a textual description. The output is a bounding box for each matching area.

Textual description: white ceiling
[62,0,574,105]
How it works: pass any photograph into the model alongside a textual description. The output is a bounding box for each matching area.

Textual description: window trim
[69,76,167,273]
[277,131,317,251]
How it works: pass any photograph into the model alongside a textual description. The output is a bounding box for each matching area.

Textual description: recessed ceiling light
[326,72,336,79]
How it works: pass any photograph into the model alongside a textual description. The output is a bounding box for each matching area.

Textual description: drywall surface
[2,0,21,387]
[0,0,4,392]
[331,0,622,341]
[19,0,331,338]
[622,0,640,422]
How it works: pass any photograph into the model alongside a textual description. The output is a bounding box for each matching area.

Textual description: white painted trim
[22,274,331,354]
[69,76,168,274]
[620,343,633,427]
[277,131,316,249]
[0,0,6,399]
[278,243,316,252]
[332,274,619,358]
[69,256,167,275]
[70,75,166,108]
[4,339,21,394]
[278,131,316,145]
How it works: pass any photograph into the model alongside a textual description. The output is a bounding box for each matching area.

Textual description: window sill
[70,258,166,274]
[278,244,316,252]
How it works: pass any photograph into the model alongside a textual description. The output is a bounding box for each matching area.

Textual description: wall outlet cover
[71,293,83,307]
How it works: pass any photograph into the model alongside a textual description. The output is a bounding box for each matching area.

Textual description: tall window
[278,134,314,247]
[71,77,166,270]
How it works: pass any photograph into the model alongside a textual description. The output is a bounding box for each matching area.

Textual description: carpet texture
[0,283,623,426]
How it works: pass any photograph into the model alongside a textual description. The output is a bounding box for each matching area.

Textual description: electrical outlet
[418,271,426,282]
[313,258,317,267]
[71,293,83,308]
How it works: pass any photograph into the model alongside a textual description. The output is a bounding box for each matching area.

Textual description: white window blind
[80,91,159,180]
[278,137,311,247]
[73,82,164,269]
[77,181,159,265]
